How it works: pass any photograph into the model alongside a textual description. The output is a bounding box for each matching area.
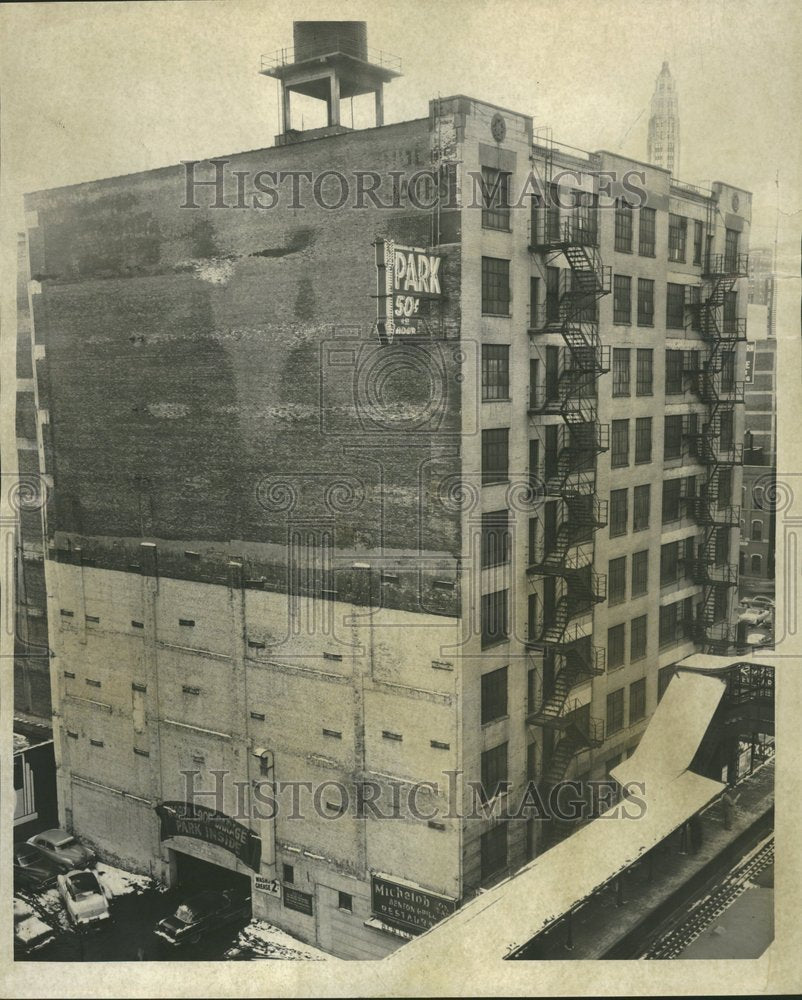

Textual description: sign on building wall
[283,886,314,916]
[155,802,262,872]
[745,342,755,383]
[371,875,456,935]
[253,875,281,897]
[374,239,443,344]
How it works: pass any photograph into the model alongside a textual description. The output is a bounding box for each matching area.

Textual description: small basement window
[430,740,450,750]
[64,671,76,679]
[323,652,343,662]
[322,729,342,739]
[60,609,74,618]
[382,731,403,742]
[247,639,266,650]
[250,711,266,721]
[132,682,147,693]
[85,615,100,624]
[131,620,144,629]
[85,679,101,688]
[66,731,79,739]
[134,747,150,758]
[89,739,104,748]
[178,618,195,627]
[182,685,201,695]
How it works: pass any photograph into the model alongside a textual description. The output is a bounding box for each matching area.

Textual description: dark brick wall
[26,120,463,614]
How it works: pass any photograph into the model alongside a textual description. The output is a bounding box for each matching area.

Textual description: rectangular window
[664,414,684,460]
[611,419,630,468]
[338,891,353,912]
[481,167,511,231]
[481,590,509,647]
[658,665,674,702]
[612,348,631,397]
[482,428,509,485]
[666,283,685,329]
[481,344,510,400]
[482,256,511,316]
[637,278,654,326]
[668,213,687,262]
[658,602,679,648]
[282,863,294,884]
[665,349,684,395]
[631,550,649,597]
[608,624,626,669]
[481,666,508,724]
[724,228,739,271]
[481,510,510,568]
[608,556,627,606]
[613,274,632,324]
[636,349,653,396]
[480,825,508,882]
[634,418,652,465]
[606,688,625,733]
[660,541,679,585]
[723,290,737,333]
[662,478,683,523]
[610,488,628,537]
[481,743,508,802]
[633,484,651,531]
[614,199,633,252]
[630,614,648,661]
[629,678,646,722]
[693,220,704,265]
[638,207,656,256]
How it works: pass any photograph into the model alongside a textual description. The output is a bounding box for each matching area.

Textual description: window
[658,602,678,648]
[612,348,631,397]
[693,220,703,265]
[666,283,685,329]
[608,624,626,669]
[608,556,627,605]
[631,550,649,597]
[634,418,652,465]
[637,278,654,326]
[662,478,682,523]
[751,554,763,574]
[664,415,684,461]
[658,665,674,702]
[338,891,353,912]
[283,864,294,884]
[629,678,646,722]
[665,350,684,395]
[638,206,656,256]
[633,484,651,531]
[614,199,633,252]
[723,290,737,333]
[613,275,632,324]
[481,666,508,724]
[481,344,510,400]
[751,519,763,541]
[481,510,510,568]
[482,256,510,315]
[480,825,508,881]
[607,688,625,734]
[481,167,511,231]
[545,266,560,322]
[481,590,508,647]
[636,349,653,396]
[721,350,736,391]
[178,618,195,627]
[660,541,679,586]
[611,419,630,468]
[610,488,628,537]
[724,228,739,271]
[482,428,509,485]
[481,743,509,802]
[668,214,687,262]
[630,614,647,661]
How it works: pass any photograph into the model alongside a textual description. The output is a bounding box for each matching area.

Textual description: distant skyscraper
[648,61,680,175]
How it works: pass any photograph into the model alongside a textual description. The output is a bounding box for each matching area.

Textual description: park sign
[155,801,262,872]
[374,238,443,343]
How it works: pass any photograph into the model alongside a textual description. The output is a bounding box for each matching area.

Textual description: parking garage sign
[155,801,262,872]
[375,239,443,344]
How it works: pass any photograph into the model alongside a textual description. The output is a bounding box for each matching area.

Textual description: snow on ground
[95,863,157,898]
[13,899,55,948]
[225,920,339,961]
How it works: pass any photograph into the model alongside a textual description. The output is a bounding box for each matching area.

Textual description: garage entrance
[172,849,252,898]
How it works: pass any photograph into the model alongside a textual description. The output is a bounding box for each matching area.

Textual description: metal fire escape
[683,226,748,652]
[524,139,609,788]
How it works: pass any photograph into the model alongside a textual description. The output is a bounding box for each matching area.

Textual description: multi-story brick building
[16,22,750,959]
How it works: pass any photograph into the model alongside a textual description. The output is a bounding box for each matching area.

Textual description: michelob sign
[375,238,443,344]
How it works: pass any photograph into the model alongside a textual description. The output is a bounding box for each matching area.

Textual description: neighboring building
[13,721,58,841]
[647,61,680,176]
[16,22,750,959]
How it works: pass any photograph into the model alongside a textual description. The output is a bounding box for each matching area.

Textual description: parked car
[14,843,59,892]
[738,608,772,628]
[154,889,251,947]
[749,596,775,610]
[57,869,112,928]
[26,829,96,872]
[746,630,773,648]
[13,898,55,955]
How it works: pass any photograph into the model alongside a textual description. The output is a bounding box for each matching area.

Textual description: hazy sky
[1,0,800,257]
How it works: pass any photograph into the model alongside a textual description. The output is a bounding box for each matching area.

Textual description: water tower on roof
[260,21,402,144]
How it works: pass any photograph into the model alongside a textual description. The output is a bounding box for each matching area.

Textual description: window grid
[631,550,649,596]
[637,278,654,326]
[608,556,627,606]
[614,200,633,252]
[481,510,510,568]
[481,666,509,724]
[629,678,646,722]
[611,419,630,468]
[613,275,632,324]
[630,615,648,661]
[634,418,652,465]
[664,414,684,460]
[612,348,631,397]
[482,256,511,316]
[636,349,653,396]
[668,214,688,262]
[666,283,685,329]
[633,484,651,531]
[481,167,511,231]
[610,488,628,537]
[481,344,510,400]
[481,590,509,648]
[482,428,509,485]
[606,688,625,733]
[638,207,656,257]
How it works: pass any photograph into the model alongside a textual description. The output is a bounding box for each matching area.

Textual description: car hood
[70,894,108,919]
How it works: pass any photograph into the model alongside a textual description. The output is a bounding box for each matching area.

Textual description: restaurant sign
[744,342,755,384]
[155,801,261,872]
[371,874,456,935]
[374,238,443,344]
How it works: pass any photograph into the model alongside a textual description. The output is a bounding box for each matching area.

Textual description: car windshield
[16,850,38,866]
[69,872,99,898]
[176,893,220,922]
